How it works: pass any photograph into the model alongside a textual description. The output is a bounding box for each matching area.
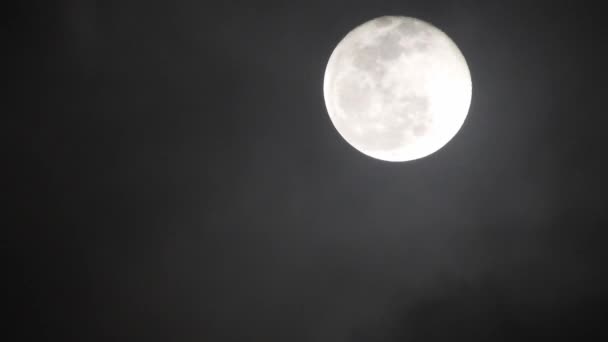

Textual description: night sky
[11,0,608,340]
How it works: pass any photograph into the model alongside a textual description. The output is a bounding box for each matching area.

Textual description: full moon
[323,16,472,162]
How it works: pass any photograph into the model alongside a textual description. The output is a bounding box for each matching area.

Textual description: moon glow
[323,16,472,162]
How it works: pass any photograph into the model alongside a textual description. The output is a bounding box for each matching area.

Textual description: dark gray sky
[11,0,608,340]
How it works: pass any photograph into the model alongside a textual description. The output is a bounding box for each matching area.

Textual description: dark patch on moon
[351,46,386,84]
[377,32,403,60]
[395,21,433,54]
[374,16,394,28]
[352,46,380,71]
[352,31,403,65]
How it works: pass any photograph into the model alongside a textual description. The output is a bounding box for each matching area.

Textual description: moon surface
[323,16,472,162]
